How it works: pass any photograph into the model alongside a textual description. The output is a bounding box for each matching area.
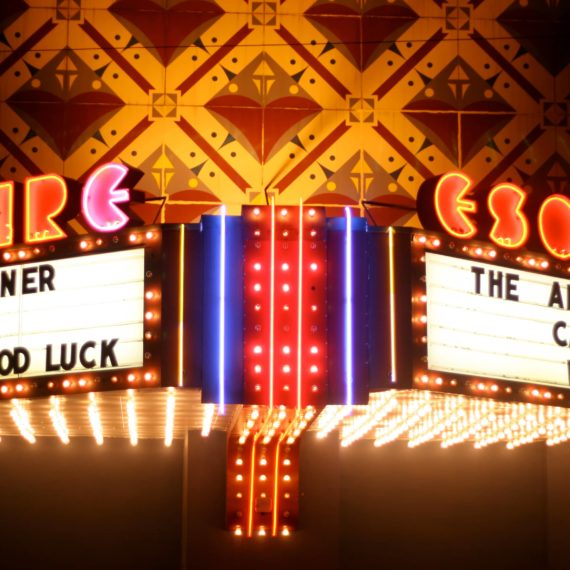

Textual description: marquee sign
[0,248,145,380]
[408,232,570,406]
[0,224,190,399]
[424,251,570,388]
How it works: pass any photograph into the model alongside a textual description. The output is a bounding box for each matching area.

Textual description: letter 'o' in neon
[538,195,570,260]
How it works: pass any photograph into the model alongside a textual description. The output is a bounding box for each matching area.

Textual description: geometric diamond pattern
[0,0,568,226]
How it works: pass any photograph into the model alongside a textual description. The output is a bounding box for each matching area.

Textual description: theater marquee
[0,248,145,379]
[424,251,570,389]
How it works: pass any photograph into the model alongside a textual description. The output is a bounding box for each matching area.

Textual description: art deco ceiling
[0,0,567,227]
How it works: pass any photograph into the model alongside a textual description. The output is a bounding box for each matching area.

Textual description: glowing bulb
[310,365,318,373]
[281,208,288,217]
[253,262,261,271]
[254,365,262,374]
[260,457,267,466]
[254,283,261,292]
[308,209,316,217]
[281,262,289,271]
[253,208,260,216]
[283,365,291,373]
[282,284,290,292]
[310,262,317,271]
[253,345,262,354]
[283,346,291,354]
[310,346,318,354]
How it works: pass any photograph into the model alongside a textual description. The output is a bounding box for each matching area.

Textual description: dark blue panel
[200,215,243,405]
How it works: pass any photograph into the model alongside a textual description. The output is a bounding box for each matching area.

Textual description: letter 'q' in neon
[82,163,131,232]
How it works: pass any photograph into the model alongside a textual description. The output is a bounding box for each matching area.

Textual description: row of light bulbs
[316,391,570,449]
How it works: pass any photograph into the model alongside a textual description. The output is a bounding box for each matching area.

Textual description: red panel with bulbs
[242,205,327,408]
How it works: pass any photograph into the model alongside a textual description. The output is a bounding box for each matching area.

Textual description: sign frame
[0,224,191,400]
[409,230,570,408]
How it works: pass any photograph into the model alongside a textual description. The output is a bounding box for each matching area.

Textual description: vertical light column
[11,400,36,444]
[269,199,276,408]
[297,200,304,410]
[178,224,185,387]
[164,388,176,446]
[88,393,104,445]
[126,390,138,446]
[344,207,354,406]
[388,226,397,383]
[218,205,227,413]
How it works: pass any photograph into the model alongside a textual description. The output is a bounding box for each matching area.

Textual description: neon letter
[25,174,68,244]
[0,181,14,248]
[434,172,477,239]
[82,163,130,232]
[488,183,529,249]
[538,195,570,260]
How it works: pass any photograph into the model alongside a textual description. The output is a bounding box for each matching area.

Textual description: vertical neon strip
[388,227,397,383]
[269,199,276,408]
[297,200,304,410]
[219,206,226,413]
[272,438,282,536]
[247,436,258,537]
[344,207,353,406]
[178,225,185,387]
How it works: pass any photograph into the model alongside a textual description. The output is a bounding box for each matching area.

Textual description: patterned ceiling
[0,0,568,228]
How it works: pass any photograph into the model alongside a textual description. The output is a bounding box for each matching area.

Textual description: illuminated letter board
[409,232,570,406]
[0,249,145,380]
[425,252,570,388]
[0,225,191,399]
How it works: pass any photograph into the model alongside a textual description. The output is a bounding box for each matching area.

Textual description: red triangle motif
[8,91,123,158]
[460,113,513,164]
[403,112,459,165]
[207,95,320,162]
[110,0,223,66]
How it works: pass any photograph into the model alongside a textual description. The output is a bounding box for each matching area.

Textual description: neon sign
[417,171,570,259]
[0,162,137,249]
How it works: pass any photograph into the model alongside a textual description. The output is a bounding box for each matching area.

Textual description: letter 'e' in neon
[487,183,529,249]
[82,163,130,232]
[0,181,14,248]
[434,172,477,239]
[538,195,570,260]
[25,174,68,244]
